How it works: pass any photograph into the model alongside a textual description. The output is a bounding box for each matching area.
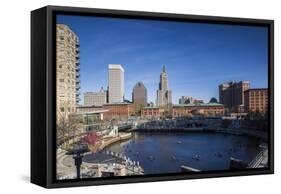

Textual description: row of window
[58,72,76,79]
[57,25,79,41]
[249,93,267,97]
[59,107,75,113]
[142,112,161,115]
[58,63,78,71]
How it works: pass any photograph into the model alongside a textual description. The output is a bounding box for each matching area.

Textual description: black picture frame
[31,5,274,188]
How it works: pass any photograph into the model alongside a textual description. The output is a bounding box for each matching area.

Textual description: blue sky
[57,15,268,104]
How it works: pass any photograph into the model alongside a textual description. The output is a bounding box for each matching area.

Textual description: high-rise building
[147,101,154,107]
[219,81,250,112]
[179,96,194,104]
[132,82,147,106]
[108,64,124,103]
[179,96,204,104]
[84,87,107,106]
[244,88,268,114]
[156,65,172,108]
[56,24,80,119]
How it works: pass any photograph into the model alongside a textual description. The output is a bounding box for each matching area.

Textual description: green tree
[133,104,145,116]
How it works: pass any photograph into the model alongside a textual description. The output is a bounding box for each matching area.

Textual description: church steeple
[156,64,172,108]
[162,65,166,73]
[159,65,168,91]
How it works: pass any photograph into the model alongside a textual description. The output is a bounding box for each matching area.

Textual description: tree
[133,104,145,116]
[163,109,172,119]
[57,112,68,147]
[57,111,83,149]
[84,132,100,146]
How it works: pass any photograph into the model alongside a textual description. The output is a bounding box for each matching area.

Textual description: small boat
[214,152,222,158]
[177,141,182,144]
[192,155,200,161]
[171,155,177,161]
[148,155,154,161]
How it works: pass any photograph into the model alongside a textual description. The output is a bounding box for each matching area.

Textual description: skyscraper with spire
[156,65,172,108]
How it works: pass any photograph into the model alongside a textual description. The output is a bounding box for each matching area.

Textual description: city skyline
[57,15,268,104]
[54,14,270,180]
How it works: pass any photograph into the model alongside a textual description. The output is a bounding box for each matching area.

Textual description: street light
[66,144,89,179]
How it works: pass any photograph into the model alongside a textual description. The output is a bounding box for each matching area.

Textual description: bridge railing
[248,148,268,168]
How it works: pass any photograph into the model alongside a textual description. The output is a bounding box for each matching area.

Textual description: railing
[248,149,268,168]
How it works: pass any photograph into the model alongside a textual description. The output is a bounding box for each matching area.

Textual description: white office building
[108,64,124,103]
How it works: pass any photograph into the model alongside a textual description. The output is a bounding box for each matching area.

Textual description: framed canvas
[31,5,274,188]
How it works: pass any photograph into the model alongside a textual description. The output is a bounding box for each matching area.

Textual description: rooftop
[173,103,224,107]
[75,110,109,115]
[103,102,133,106]
[142,106,161,109]
[77,105,103,108]
[245,88,268,92]
[108,64,124,72]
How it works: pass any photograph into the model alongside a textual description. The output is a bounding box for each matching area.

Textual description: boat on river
[192,155,200,161]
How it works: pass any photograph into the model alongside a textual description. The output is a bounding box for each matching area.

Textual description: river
[105,132,261,175]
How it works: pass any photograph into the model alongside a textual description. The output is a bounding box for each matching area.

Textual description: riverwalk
[88,132,132,152]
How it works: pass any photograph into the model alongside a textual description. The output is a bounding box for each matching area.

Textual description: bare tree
[56,110,83,149]
[56,111,68,148]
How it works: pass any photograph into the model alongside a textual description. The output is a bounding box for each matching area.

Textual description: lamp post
[66,144,89,179]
